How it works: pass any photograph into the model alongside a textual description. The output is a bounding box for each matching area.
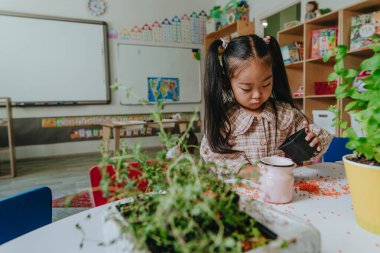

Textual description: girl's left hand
[303,121,322,152]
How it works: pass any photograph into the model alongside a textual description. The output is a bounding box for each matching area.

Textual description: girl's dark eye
[263,83,271,87]
[240,88,250,92]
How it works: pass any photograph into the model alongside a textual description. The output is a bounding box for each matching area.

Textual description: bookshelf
[205,20,255,50]
[277,0,380,137]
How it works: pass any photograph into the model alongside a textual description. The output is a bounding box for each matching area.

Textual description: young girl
[201,35,333,179]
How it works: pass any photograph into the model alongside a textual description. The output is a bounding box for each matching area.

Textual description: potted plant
[324,41,380,234]
[77,89,320,252]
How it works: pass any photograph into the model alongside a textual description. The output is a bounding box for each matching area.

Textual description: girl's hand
[303,121,322,152]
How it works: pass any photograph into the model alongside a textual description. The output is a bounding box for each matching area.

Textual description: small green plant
[324,39,380,164]
[82,85,272,252]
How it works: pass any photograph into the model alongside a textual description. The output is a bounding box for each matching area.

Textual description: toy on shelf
[350,11,380,50]
[293,86,304,98]
[305,1,321,21]
[221,0,249,27]
[284,20,301,30]
[207,5,222,34]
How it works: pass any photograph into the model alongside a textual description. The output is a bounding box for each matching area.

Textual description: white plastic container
[312,110,336,135]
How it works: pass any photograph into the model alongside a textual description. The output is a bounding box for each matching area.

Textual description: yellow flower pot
[343,155,380,234]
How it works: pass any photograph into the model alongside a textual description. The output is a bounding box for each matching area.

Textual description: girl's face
[230,59,273,114]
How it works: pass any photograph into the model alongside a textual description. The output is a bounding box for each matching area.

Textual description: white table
[1,163,379,253]
[232,163,380,253]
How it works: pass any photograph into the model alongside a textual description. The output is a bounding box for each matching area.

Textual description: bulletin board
[117,43,202,105]
[0,12,110,105]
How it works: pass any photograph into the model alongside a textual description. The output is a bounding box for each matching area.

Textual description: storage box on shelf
[277,0,380,137]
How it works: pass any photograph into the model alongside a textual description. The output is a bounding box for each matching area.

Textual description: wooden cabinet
[204,20,254,51]
[277,0,380,136]
[0,97,16,178]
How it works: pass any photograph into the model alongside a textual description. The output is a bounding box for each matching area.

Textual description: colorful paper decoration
[130,25,142,41]
[181,15,191,43]
[162,18,172,42]
[171,16,182,43]
[108,10,208,44]
[151,21,163,42]
[108,27,118,39]
[199,10,207,44]
[141,24,153,41]
[120,28,131,40]
[190,12,200,44]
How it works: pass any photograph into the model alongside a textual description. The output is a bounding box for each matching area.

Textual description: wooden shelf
[306,95,336,98]
[205,20,254,50]
[278,0,380,137]
[278,23,304,35]
[305,11,339,26]
[305,56,335,64]
[285,61,303,68]
[348,45,378,57]
[345,0,380,12]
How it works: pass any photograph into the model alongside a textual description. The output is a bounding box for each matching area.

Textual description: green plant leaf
[361,54,380,71]
[370,44,380,53]
[323,50,334,63]
[328,72,339,81]
[334,60,345,75]
[335,84,348,99]
[345,101,359,111]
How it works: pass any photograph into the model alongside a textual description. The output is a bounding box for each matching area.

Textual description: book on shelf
[350,11,380,51]
[311,27,338,58]
[281,42,303,64]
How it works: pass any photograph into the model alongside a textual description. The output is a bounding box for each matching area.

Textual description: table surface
[1,163,379,253]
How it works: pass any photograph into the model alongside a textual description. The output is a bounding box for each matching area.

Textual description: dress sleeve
[293,109,333,159]
[200,136,249,176]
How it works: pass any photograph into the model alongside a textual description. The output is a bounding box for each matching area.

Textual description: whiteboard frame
[115,40,204,105]
[0,11,111,106]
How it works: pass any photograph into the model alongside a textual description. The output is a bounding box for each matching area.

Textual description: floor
[0,148,158,221]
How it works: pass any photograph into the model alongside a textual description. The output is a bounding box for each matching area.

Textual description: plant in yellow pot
[324,41,380,234]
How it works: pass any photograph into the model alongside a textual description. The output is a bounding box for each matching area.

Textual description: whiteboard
[0,12,110,105]
[117,43,201,105]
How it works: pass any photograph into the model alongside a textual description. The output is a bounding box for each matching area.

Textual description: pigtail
[266,36,295,107]
[204,40,235,153]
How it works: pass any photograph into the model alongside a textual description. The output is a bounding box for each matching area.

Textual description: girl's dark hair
[307,1,319,12]
[204,35,295,154]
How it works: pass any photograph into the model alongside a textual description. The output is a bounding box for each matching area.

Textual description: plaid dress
[200,101,333,175]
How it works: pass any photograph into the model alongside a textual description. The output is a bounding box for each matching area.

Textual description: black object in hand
[278,128,317,164]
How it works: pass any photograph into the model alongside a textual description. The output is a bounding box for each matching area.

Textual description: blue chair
[323,137,352,162]
[0,186,52,244]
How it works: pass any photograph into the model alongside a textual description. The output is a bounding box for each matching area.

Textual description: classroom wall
[0,0,214,159]
[216,0,362,36]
